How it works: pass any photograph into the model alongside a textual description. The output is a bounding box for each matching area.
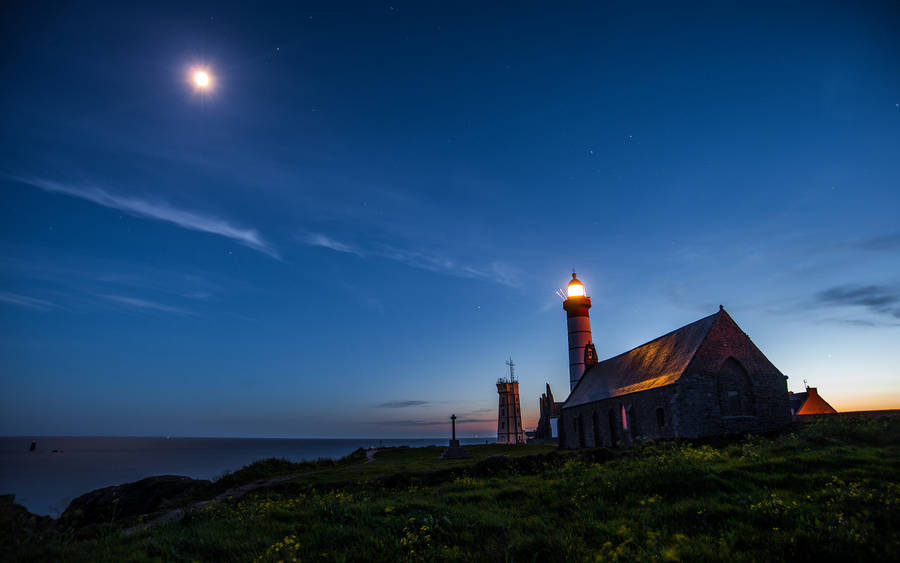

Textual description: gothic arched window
[717,357,755,416]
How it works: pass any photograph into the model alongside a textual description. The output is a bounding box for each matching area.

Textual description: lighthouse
[496,358,525,444]
[563,272,593,392]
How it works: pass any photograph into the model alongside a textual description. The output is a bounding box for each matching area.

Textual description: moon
[193,70,210,89]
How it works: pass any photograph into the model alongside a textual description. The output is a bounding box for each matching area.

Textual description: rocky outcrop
[59,475,210,529]
[1,495,55,548]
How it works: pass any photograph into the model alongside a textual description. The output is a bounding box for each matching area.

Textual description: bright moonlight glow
[193,71,210,88]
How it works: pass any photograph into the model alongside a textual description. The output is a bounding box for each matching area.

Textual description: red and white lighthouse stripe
[563,273,592,392]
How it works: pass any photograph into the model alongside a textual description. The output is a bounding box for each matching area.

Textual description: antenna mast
[506,357,516,382]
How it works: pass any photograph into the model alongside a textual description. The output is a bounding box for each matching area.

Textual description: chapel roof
[564,309,724,408]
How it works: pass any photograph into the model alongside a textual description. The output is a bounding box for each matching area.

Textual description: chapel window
[577,413,586,448]
[717,357,756,416]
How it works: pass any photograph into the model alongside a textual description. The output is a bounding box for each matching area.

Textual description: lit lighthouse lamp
[563,272,593,392]
[566,275,586,297]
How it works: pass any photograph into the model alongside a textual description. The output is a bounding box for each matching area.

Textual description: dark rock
[59,475,211,529]
[1,494,55,547]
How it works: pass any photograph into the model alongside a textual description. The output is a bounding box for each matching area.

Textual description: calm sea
[0,436,491,516]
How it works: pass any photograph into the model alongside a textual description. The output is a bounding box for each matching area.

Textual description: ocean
[0,436,491,516]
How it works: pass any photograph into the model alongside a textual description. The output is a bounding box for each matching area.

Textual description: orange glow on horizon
[829,394,900,413]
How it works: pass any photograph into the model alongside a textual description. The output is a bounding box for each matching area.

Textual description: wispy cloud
[103,294,190,315]
[0,291,56,311]
[300,232,522,288]
[377,247,523,288]
[301,233,362,256]
[375,400,430,408]
[814,284,900,320]
[18,177,279,258]
[182,290,212,300]
[821,317,900,328]
[851,232,900,253]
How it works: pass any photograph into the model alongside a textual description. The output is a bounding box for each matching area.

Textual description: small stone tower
[563,272,593,392]
[496,358,525,444]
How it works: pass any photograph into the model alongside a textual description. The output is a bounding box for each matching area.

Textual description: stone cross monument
[440,413,471,460]
[450,414,460,447]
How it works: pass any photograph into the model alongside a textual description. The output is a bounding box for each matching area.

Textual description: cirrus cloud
[17,176,279,258]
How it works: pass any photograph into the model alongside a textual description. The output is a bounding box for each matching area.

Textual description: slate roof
[788,392,806,413]
[564,310,720,408]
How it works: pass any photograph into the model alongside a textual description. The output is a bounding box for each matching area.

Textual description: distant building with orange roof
[789,387,838,418]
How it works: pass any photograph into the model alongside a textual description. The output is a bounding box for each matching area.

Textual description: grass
[4,416,899,562]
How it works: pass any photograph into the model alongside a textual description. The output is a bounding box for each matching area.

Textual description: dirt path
[124,448,379,534]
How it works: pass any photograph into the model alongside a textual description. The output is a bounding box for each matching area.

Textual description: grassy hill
[4,416,899,562]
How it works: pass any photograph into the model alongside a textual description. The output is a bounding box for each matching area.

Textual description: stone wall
[673,369,789,437]
[674,311,791,437]
[558,310,792,448]
[559,362,789,447]
[559,385,677,449]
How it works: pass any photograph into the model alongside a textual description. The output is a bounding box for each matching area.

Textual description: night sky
[2,1,898,438]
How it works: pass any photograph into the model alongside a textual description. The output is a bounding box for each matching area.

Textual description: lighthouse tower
[563,272,593,392]
[496,358,525,444]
